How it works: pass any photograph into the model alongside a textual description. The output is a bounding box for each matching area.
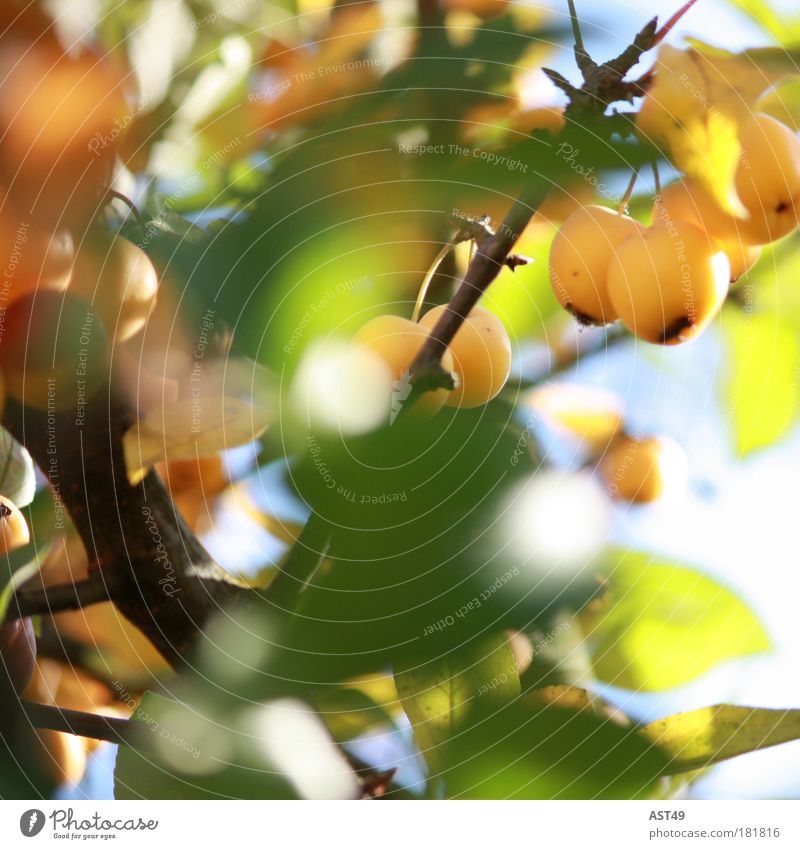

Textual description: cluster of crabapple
[0,8,160,412]
[549,112,800,345]
[352,303,513,416]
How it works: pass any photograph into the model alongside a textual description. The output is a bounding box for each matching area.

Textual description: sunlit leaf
[643,704,800,773]
[585,553,770,691]
[394,632,520,770]
[723,308,800,457]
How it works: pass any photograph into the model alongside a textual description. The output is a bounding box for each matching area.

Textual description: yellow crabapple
[70,234,159,342]
[734,112,800,244]
[353,315,455,417]
[599,434,688,504]
[419,304,511,408]
[549,205,644,325]
[654,181,762,281]
[606,223,730,345]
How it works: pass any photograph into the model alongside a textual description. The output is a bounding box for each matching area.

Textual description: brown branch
[409,14,663,393]
[409,182,550,393]
[22,700,141,746]
[3,388,254,668]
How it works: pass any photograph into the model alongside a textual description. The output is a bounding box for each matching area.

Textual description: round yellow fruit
[353,314,455,416]
[70,235,158,342]
[606,223,730,345]
[654,181,762,282]
[599,434,687,504]
[549,205,644,325]
[419,304,512,408]
[735,112,800,244]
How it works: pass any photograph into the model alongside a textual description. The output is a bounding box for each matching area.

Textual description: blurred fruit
[654,181,762,281]
[0,494,30,554]
[443,0,509,19]
[0,618,36,695]
[549,205,643,325]
[354,314,455,416]
[0,42,125,229]
[599,434,688,503]
[0,291,108,410]
[70,234,158,341]
[606,223,730,345]
[156,456,228,499]
[419,304,512,407]
[523,383,624,451]
[0,201,74,304]
[30,727,87,787]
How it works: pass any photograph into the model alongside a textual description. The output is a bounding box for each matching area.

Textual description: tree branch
[3,388,254,668]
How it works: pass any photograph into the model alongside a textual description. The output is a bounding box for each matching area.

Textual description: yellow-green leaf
[586,553,770,691]
[723,308,800,457]
[643,704,800,773]
[394,633,520,770]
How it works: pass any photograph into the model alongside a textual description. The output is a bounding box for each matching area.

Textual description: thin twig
[8,573,118,620]
[23,700,140,746]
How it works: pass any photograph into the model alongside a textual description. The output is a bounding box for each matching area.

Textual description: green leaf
[444,702,669,799]
[723,308,800,457]
[586,553,770,692]
[728,0,796,41]
[643,704,800,773]
[394,633,520,770]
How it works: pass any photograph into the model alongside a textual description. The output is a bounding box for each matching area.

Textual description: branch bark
[3,388,253,668]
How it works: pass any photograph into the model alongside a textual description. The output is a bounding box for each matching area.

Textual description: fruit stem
[412,241,457,323]
[618,167,640,213]
[651,160,662,196]
[566,0,593,74]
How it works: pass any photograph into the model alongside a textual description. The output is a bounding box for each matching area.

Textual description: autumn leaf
[643,704,800,773]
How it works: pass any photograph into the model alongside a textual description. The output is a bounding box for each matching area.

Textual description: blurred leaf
[757,77,800,131]
[314,674,401,743]
[723,308,800,457]
[585,553,770,691]
[123,357,275,484]
[116,691,357,799]
[394,632,520,770]
[730,0,800,42]
[0,427,35,507]
[443,701,669,799]
[643,704,800,773]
